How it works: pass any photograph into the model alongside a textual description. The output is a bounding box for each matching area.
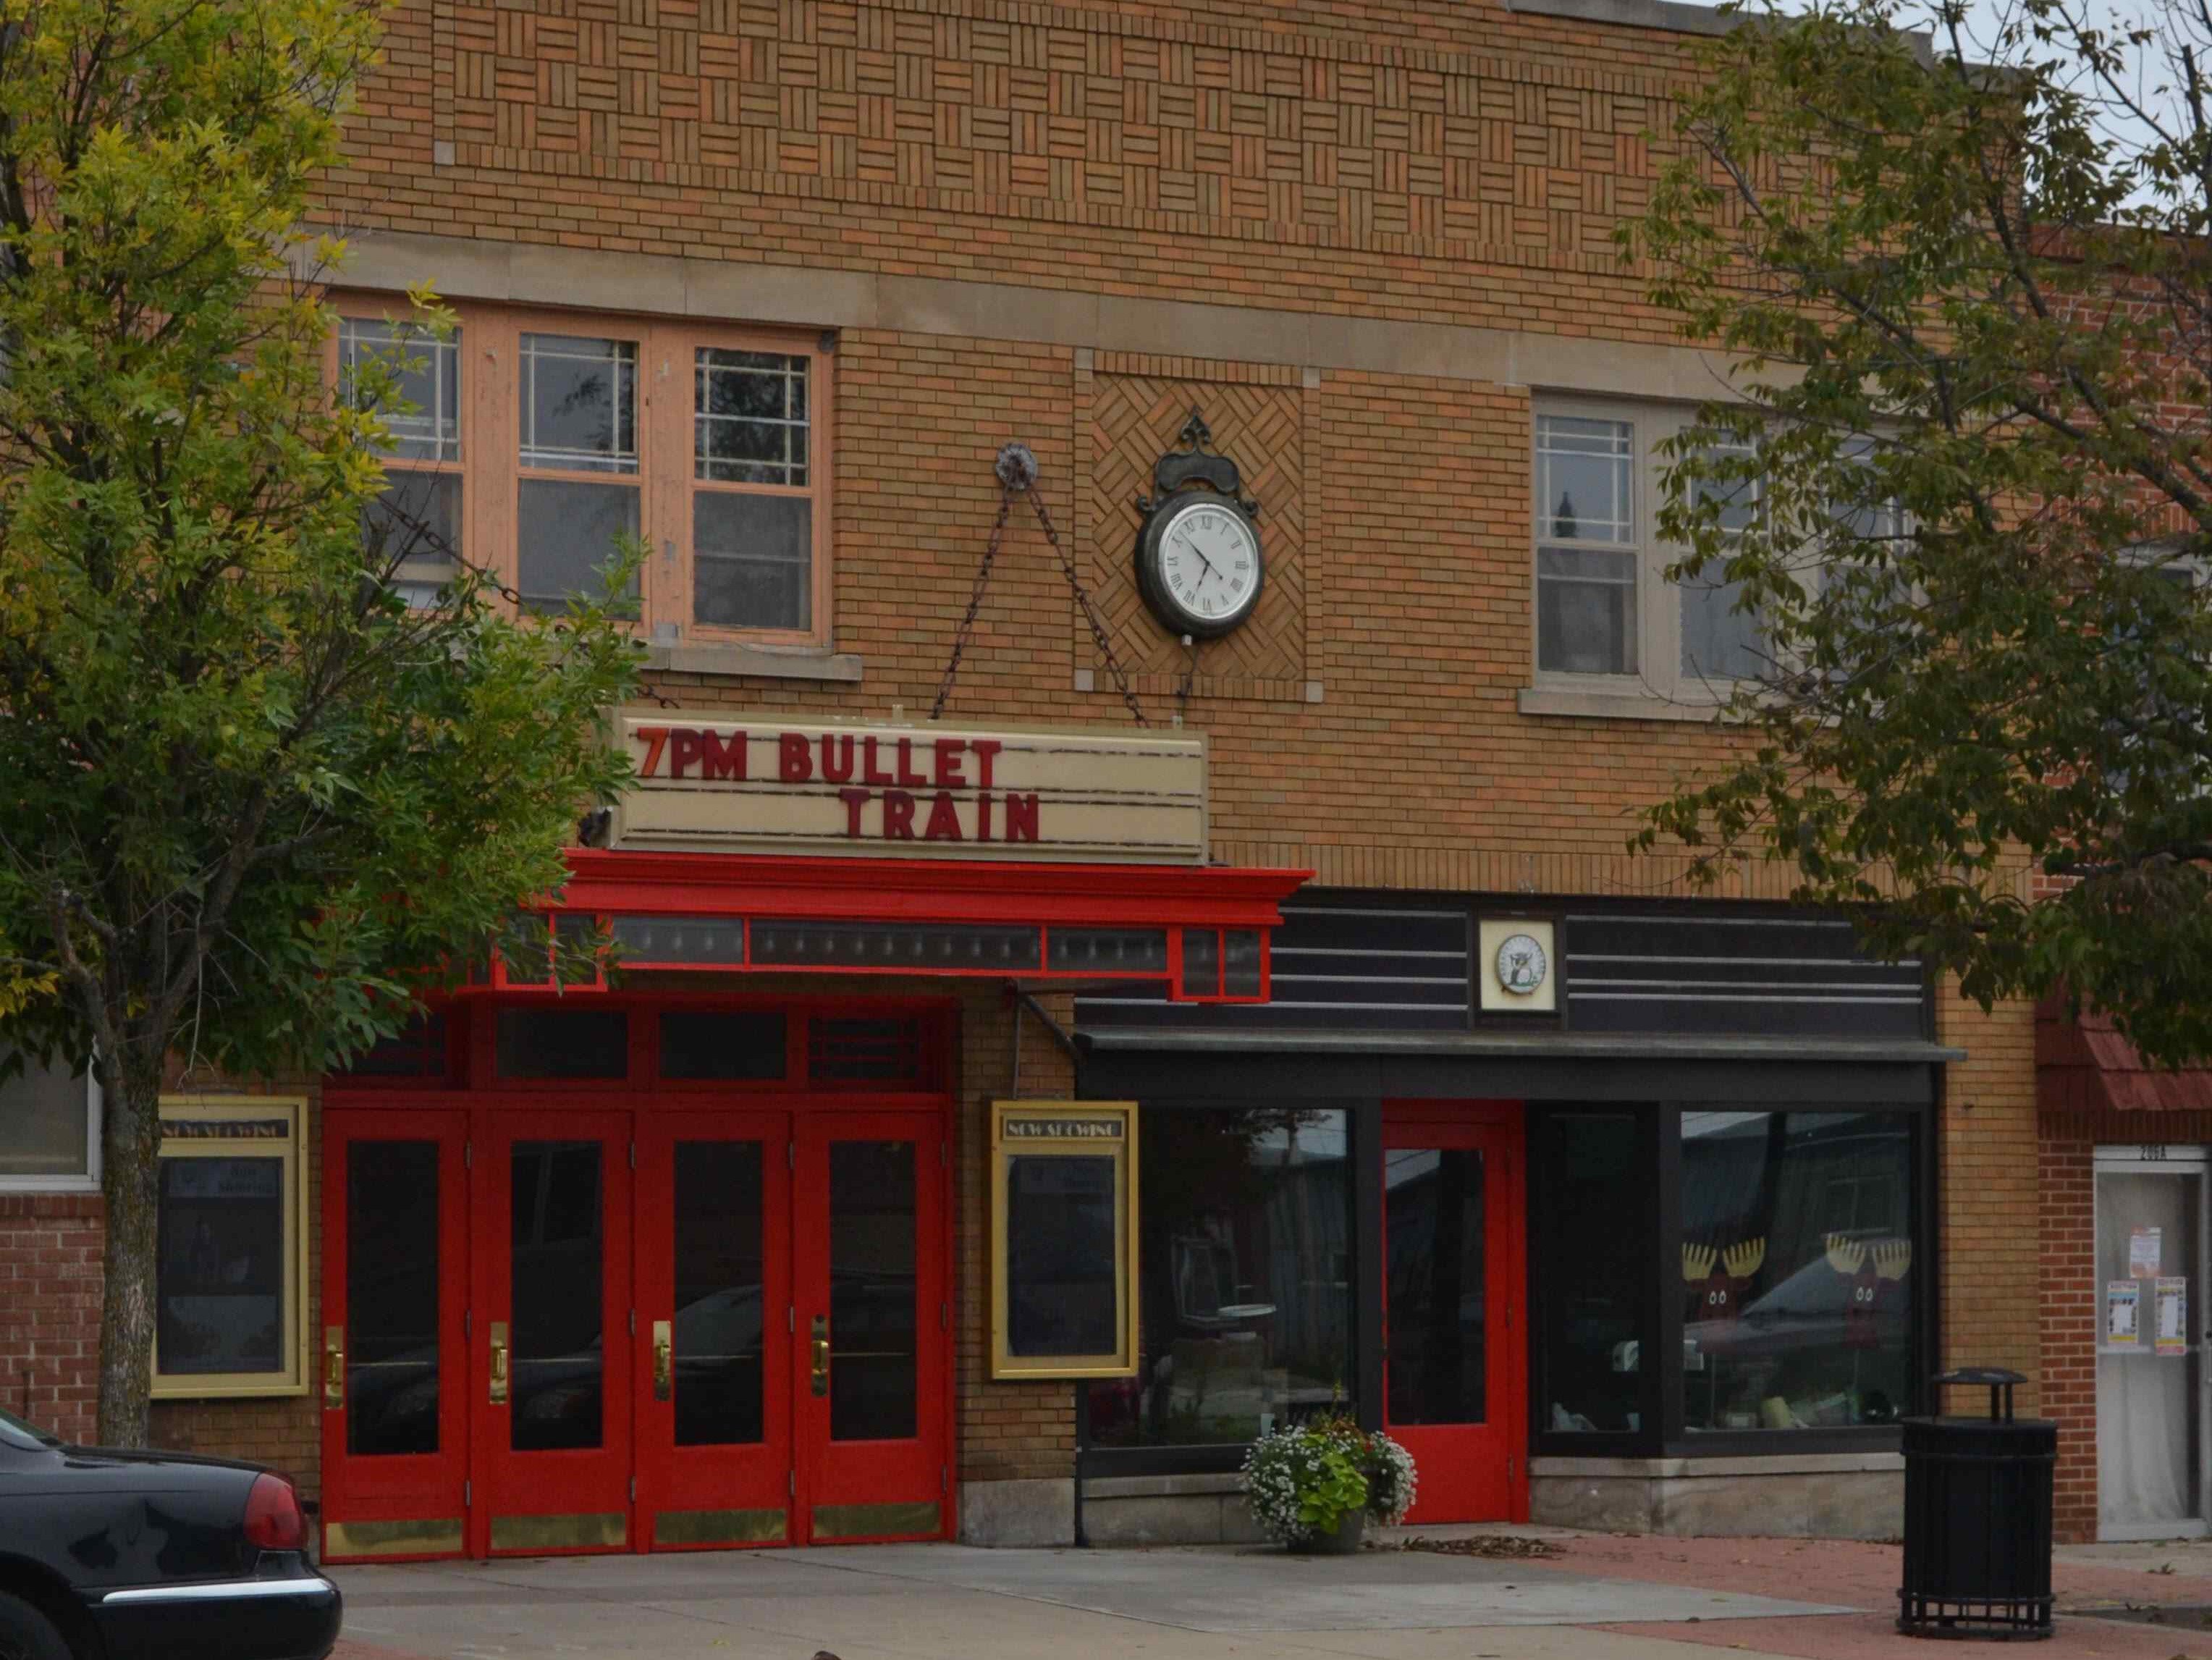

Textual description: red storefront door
[474,1110,636,1556]
[633,1110,795,1550]
[794,1111,950,1544]
[1381,1101,1527,1523]
[320,1110,471,1562]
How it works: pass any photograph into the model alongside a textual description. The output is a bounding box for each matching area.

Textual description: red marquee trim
[551,849,1310,930]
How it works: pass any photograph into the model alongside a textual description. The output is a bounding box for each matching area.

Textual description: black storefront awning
[1077,1027,1962,1105]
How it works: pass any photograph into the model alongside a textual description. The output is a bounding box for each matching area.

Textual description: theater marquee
[609,715,1208,863]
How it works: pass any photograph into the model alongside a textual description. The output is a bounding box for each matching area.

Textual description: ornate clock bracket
[1136,407,1260,519]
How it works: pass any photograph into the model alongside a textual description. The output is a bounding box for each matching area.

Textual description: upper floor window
[1532,400,1773,703]
[334,298,830,645]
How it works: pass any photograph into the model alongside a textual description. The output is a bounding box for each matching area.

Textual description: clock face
[1495,932,1549,997]
[1142,498,1264,639]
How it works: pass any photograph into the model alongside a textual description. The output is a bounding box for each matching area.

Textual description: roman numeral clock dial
[1137,497,1265,641]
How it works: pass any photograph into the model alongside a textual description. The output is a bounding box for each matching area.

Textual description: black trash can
[1897,1368,2056,1640]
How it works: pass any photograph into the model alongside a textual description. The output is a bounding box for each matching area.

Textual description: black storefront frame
[1075,1042,1945,1483]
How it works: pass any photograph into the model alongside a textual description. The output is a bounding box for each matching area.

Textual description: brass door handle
[653,1320,672,1402]
[489,1320,510,1405]
[323,1326,345,1411]
[811,1315,830,1398]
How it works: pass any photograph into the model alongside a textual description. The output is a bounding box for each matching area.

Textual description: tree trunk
[96,1042,165,1448]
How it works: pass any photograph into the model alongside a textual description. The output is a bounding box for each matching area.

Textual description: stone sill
[1532,1452,1907,1479]
[641,641,863,683]
[1084,1472,1246,1501]
[1506,0,1738,35]
[1517,686,1725,723]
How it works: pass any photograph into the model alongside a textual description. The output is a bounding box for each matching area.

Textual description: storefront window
[1678,1110,1916,1431]
[1086,1108,1352,1448]
[1534,1111,1649,1436]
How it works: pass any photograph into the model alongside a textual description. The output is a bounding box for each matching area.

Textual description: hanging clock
[1133,408,1266,640]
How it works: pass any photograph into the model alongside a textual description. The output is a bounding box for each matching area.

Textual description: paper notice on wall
[2132,1226,2164,1277]
[2110,1280,2143,1345]
[2158,1278,2190,1355]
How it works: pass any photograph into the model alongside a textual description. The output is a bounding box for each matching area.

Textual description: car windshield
[0,1407,61,1450]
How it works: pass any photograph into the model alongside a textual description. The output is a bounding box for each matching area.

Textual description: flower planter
[1291,1512,1364,1556]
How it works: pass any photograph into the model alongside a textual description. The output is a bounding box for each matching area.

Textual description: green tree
[1626,0,2212,1065]
[0,0,639,1444]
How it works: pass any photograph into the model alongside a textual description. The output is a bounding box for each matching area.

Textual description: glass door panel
[1381,1103,1525,1525]
[795,1113,947,1544]
[476,1111,633,1556]
[320,1111,469,1562]
[1385,1147,1487,1426]
[829,1140,918,1443]
[635,1113,793,1551]
[2097,1162,2207,1540]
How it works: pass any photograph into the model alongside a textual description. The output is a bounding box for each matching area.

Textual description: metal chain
[931,446,1149,727]
[930,487,1015,722]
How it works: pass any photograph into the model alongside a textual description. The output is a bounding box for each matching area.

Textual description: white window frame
[0,1055,101,1195]
[1529,396,1772,710]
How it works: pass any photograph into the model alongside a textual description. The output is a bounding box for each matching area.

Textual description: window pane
[1537,547,1637,675]
[494,1008,630,1079]
[510,1140,604,1452]
[1536,416,1632,542]
[520,334,638,473]
[1086,1108,1351,1448]
[1385,1147,1485,1425]
[675,1142,765,1446]
[659,1011,788,1081]
[829,1140,917,1441]
[339,319,461,463]
[0,1055,90,1179]
[696,350,809,484]
[157,1157,286,1375]
[363,471,463,609]
[1535,1112,1647,1435]
[347,1141,440,1457]
[517,479,640,617]
[1681,455,1763,682]
[1679,1111,1916,1431]
[1680,573,1763,681]
[1005,1155,1119,1356]
[2096,1170,2200,1529]
[693,493,811,631]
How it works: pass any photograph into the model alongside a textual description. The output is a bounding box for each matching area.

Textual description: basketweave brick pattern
[1082,366,1304,683]
[0,1195,104,1446]
[426,0,1668,270]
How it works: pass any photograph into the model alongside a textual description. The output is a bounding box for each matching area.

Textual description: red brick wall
[2040,1129,2095,1541]
[2038,1108,2212,1543]
[0,1195,104,1446]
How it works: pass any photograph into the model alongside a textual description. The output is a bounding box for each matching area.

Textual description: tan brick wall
[1935,987,2040,1410]
[50,0,2040,1513]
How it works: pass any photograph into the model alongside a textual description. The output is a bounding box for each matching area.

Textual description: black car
[0,1407,339,1660]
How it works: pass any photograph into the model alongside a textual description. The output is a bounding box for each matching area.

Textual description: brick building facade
[0,0,2085,1555]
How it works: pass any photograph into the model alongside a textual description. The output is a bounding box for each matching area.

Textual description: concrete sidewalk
[329,1530,2212,1660]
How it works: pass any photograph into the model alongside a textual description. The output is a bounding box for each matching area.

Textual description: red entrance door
[633,1110,794,1550]
[474,1110,636,1556]
[1381,1102,1526,1523]
[320,1110,470,1562]
[793,1111,950,1543]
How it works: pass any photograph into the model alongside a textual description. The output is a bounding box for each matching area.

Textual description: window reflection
[1088,1108,1351,1448]
[1679,1111,1915,1431]
[1534,1112,1647,1436]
